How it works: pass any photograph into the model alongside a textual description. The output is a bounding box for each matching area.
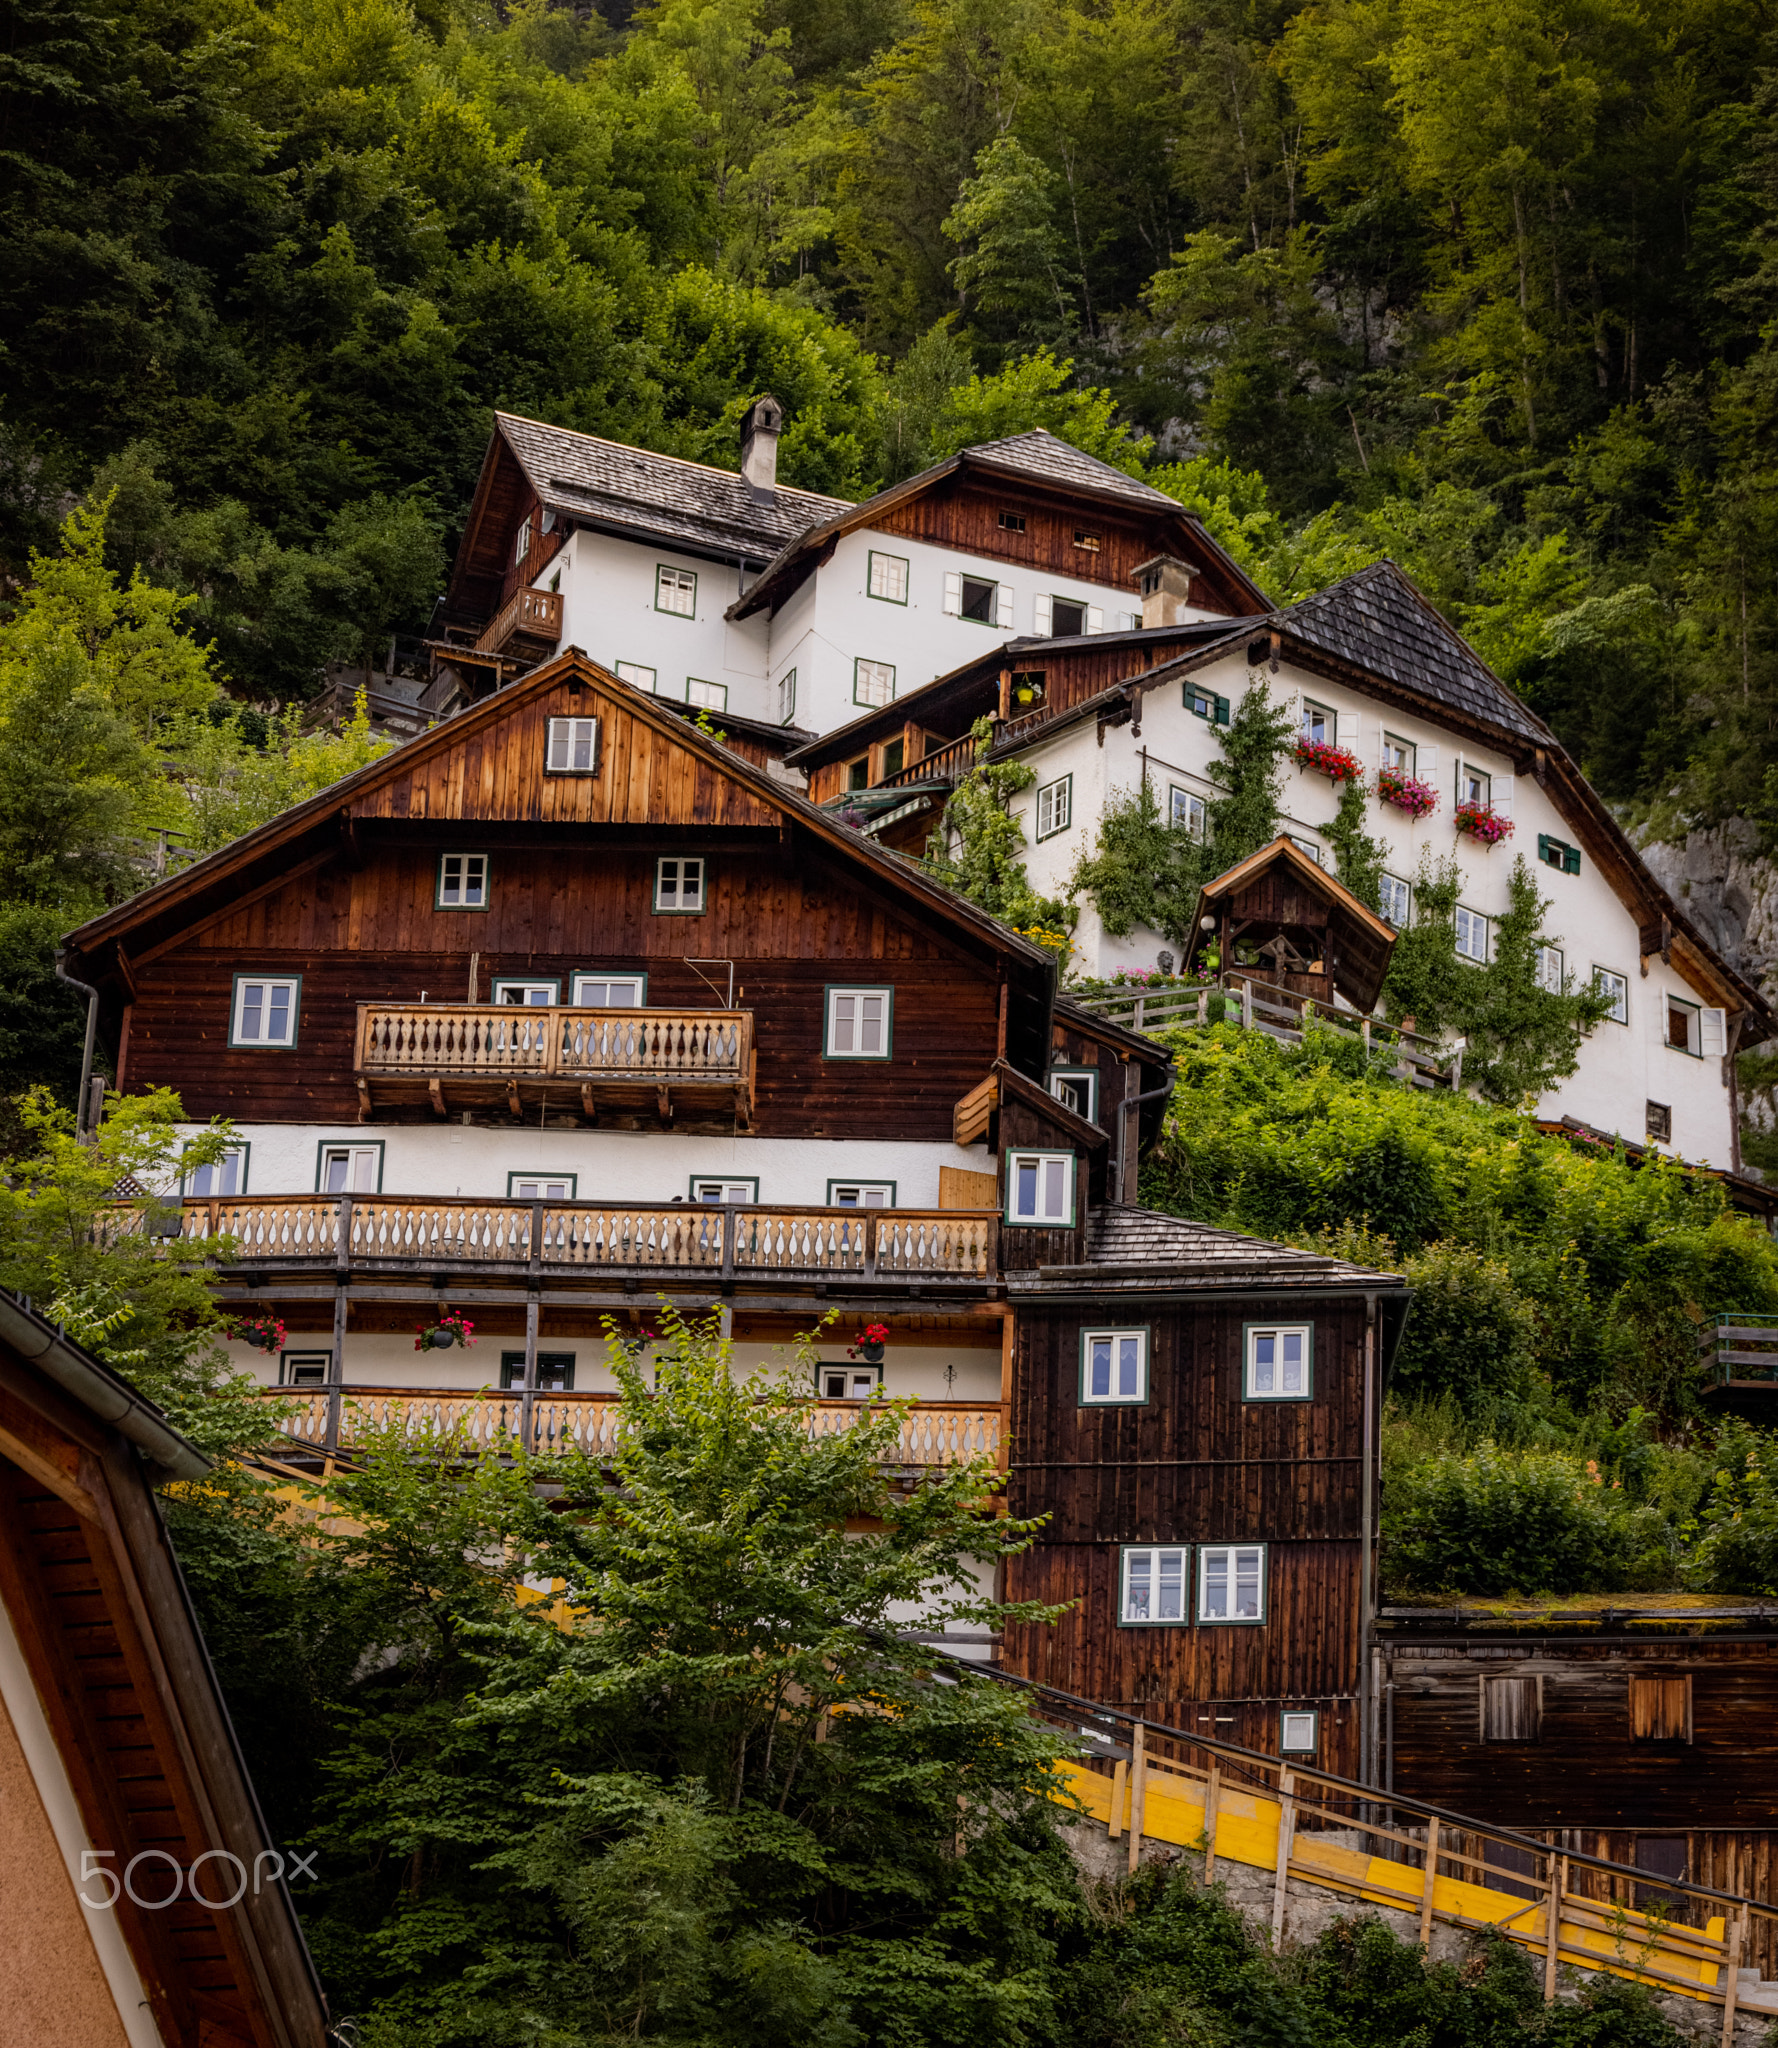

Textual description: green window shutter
[1537,833,1551,862]
[1564,844,1581,875]
[1214,695,1231,725]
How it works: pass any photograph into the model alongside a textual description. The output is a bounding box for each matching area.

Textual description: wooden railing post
[1108,1759,1125,1843]
[1420,1815,1440,1952]
[721,1203,736,1282]
[1544,1850,1563,1999]
[326,1193,352,1456]
[863,1211,879,1281]
[1241,981,1254,1031]
[1722,1911,1743,2044]
[1271,1767,1295,1947]
[1202,1763,1220,1879]
[518,1204,543,1452]
[1127,1722,1147,1875]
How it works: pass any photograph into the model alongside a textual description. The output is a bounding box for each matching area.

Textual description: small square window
[1289,835,1323,867]
[1005,1149,1074,1226]
[1187,686,1231,725]
[1458,761,1491,809]
[868,551,909,603]
[317,1142,382,1193]
[546,717,600,774]
[1245,1324,1311,1400]
[615,661,657,693]
[691,1177,758,1203]
[1594,967,1629,1024]
[828,1180,894,1207]
[1036,775,1072,839]
[184,1144,248,1198]
[1455,906,1489,963]
[687,678,727,711]
[1382,733,1415,774]
[1050,597,1088,637]
[1482,1675,1541,1742]
[1072,529,1101,552]
[571,973,646,1006]
[1280,1710,1318,1754]
[1380,873,1411,928]
[846,757,870,790]
[656,857,706,913]
[438,852,489,909]
[1538,832,1581,875]
[1169,786,1206,836]
[1629,1675,1692,1743]
[1535,945,1564,994]
[880,738,905,779]
[509,1174,577,1200]
[1646,1099,1672,1143]
[778,668,797,724]
[997,509,1026,533]
[492,979,559,1005]
[854,658,896,708]
[1198,1544,1266,1623]
[1081,1328,1148,1404]
[820,1363,882,1399]
[656,565,697,617]
[500,1351,576,1392]
[960,574,997,623]
[1301,700,1333,745]
[1049,1067,1097,1120]
[231,975,300,1048]
[280,1350,330,1387]
[826,986,892,1059]
[1121,1544,1189,1624]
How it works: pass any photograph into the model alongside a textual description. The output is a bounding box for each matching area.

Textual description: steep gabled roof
[958,429,1199,511]
[1009,1204,1406,1293]
[1193,834,1397,1012]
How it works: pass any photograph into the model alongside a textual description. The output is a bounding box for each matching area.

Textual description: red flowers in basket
[849,1321,890,1361]
[1376,765,1438,818]
[1293,737,1365,783]
[1454,801,1514,846]
[225,1311,286,1354]
[415,1309,476,1351]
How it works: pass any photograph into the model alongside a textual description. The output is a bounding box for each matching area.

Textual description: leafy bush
[1392,1243,1538,1409]
[1682,1418,1778,1595]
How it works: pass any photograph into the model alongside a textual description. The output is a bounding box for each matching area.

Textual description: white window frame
[854,657,896,708]
[570,972,647,1007]
[437,851,489,910]
[1048,1067,1098,1121]
[1289,835,1323,868]
[1035,775,1072,840]
[867,551,909,603]
[1280,1710,1319,1754]
[1458,760,1492,809]
[1301,699,1333,745]
[1379,873,1411,929]
[820,1361,882,1400]
[1244,1324,1312,1401]
[1382,732,1416,774]
[1535,945,1564,995]
[508,1173,577,1201]
[686,678,727,711]
[1047,594,1091,638]
[1169,786,1206,836]
[1081,1328,1149,1405]
[1593,966,1629,1025]
[655,856,706,914]
[615,661,657,693]
[1005,1149,1075,1227]
[316,1141,383,1194]
[514,516,532,564]
[655,564,697,617]
[1119,1544,1190,1626]
[280,1350,331,1387]
[827,1180,895,1207]
[777,668,797,725]
[183,1143,248,1198]
[690,1177,759,1204]
[545,717,600,774]
[825,986,892,1060]
[492,978,559,1006]
[230,975,300,1048]
[1455,905,1489,964]
[1197,1542,1267,1624]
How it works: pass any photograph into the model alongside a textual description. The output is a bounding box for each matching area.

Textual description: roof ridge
[495,409,853,509]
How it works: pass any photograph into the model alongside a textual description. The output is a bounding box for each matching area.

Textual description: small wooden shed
[1188,836,1396,1012]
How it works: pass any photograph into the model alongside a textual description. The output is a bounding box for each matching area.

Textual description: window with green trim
[867,552,909,603]
[1187,685,1231,725]
[656,565,697,616]
[1082,1328,1147,1404]
[1198,1543,1266,1622]
[1538,832,1582,875]
[1244,1324,1310,1400]
[1121,1545,1189,1624]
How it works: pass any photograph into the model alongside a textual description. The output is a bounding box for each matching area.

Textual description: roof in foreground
[1010,1204,1407,1292]
[1380,1594,1778,1634]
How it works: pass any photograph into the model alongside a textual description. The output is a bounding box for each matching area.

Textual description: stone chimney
[1133,555,1196,629]
[740,393,784,489]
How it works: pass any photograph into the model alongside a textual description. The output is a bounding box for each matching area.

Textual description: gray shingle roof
[1279,558,1546,745]
[1010,1204,1404,1292]
[961,429,1187,510]
[496,412,850,566]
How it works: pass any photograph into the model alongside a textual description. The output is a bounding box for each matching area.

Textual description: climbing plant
[922,717,1076,944]
[1322,777,1387,913]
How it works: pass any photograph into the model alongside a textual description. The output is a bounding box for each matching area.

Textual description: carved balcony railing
[164,1195,1000,1284]
[255,1385,1003,1466]
[353,1004,755,1122]
[475,586,562,658]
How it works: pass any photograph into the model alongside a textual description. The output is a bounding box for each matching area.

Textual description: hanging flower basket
[849,1321,890,1364]
[1376,766,1438,818]
[225,1311,286,1354]
[414,1309,476,1352]
[1293,737,1365,783]
[1455,802,1514,846]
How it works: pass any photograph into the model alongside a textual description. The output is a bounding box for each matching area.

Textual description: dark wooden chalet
[1187,835,1397,1013]
[0,1291,327,2048]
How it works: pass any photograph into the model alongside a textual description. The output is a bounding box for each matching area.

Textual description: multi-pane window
[691,1177,758,1203]
[1289,835,1324,868]
[570,974,645,1006]
[1538,832,1582,875]
[777,669,797,724]
[1121,1545,1189,1625]
[854,658,896,708]
[546,717,599,773]
[185,1145,247,1198]
[509,1175,576,1201]
[821,1363,881,1399]
[826,987,892,1059]
[514,517,532,564]
[1187,685,1231,725]
[1382,733,1416,774]
[1535,945,1564,994]
[1082,1328,1148,1404]
[318,1143,381,1194]
[867,551,909,603]
[686,678,727,711]
[1455,906,1489,963]
[828,1181,894,1207]
[1280,1711,1318,1754]
[655,857,706,913]
[1458,760,1492,808]
[493,979,558,1005]
[1198,1544,1265,1623]
[1072,529,1101,552]
[1036,776,1072,839]
[501,1351,576,1392]
[997,509,1026,533]
[1380,873,1412,928]
[231,976,299,1047]
[1594,967,1628,1024]
[1170,787,1207,836]
[438,853,488,909]
[1006,1150,1073,1226]
[655,565,697,616]
[1245,1325,1311,1400]
[1049,1068,1097,1120]
[1301,700,1333,744]
[615,662,656,693]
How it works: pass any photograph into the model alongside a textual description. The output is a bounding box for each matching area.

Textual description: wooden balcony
[475,586,562,659]
[172,1195,1000,1286]
[1700,1313,1778,1390]
[256,1385,1003,1465]
[354,1004,755,1125]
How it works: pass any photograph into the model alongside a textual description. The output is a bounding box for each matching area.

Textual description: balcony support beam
[428,1079,447,1119]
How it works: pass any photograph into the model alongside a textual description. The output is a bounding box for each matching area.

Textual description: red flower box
[1293,738,1365,783]
[1454,802,1514,846]
[1376,766,1438,818]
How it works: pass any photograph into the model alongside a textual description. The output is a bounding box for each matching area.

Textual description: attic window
[846,756,870,791]
[1072,530,1101,552]
[1538,833,1582,876]
[997,509,1026,533]
[514,517,533,565]
[546,717,599,774]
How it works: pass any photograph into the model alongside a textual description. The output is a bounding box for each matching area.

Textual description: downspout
[1360,1291,1378,1797]
[1115,1054,1177,1206]
[54,953,101,1143]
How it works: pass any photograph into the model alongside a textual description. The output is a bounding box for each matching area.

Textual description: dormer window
[997,509,1026,533]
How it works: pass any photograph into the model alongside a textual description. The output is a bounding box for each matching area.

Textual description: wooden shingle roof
[1007,1205,1406,1294]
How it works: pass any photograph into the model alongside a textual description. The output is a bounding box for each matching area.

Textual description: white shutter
[996,582,1014,629]
[1650,995,1671,1046]
[1493,772,1513,820]
[1336,708,1358,752]
[1453,752,1465,805]
[942,570,962,616]
[1033,594,1052,636]
[1701,1006,1728,1056]
[1087,605,1104,633]
[1419,742,1439,786]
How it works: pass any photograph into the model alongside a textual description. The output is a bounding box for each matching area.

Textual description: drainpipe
[1114,1053,1177,1206]
[54,953,101,1143]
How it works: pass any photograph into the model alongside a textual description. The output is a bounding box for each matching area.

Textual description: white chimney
[740,393,784,489]
[1133,555,1196,629]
